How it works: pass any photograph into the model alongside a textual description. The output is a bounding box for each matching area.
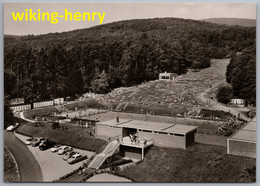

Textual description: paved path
[4,131,43,182]
[198,91,249,121]
[86,173,132,182]
[19,112,36,123]
[197,80,250,121]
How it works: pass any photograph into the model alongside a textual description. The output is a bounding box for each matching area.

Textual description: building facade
[95,118,197,150]
[227,117,256,158]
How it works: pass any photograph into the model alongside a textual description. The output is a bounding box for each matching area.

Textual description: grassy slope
[23,107,58,119]
[15,123,107,153]
[4,147,19,182]
[23,99,106,119]
[98,59,229,114]
[64,99,107,110]
[118,144,255,182]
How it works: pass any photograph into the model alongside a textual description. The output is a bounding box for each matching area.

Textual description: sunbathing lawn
[4,147,19,182]
[15,123,107,153]
[118,144,256,182]
[97,59,230,114]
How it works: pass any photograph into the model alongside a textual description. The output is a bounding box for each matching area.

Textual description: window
[142,130,152,133]
[174,133,185,137]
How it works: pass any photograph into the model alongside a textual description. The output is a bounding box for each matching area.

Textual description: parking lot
[15,133,95,182]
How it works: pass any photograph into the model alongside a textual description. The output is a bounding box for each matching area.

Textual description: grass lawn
[15,123,107,153]
[117,143,255,182]
[23,107,59,119]
[4,147,19,182]
[22,98,107,120]
[64,99,107,110]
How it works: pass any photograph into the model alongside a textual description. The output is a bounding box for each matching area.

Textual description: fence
[10,104,31,112]
[33,100,54,109]
[10,100,55,112]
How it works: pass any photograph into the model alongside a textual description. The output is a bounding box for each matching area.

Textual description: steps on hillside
[115,103,124,111]
[123,102,129,110]
[88,141,120,170]
[115,102,129,111]
[88,154,106,169]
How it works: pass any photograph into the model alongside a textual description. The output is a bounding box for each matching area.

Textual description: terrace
[119,137,154,160]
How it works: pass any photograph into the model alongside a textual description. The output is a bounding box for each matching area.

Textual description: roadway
[4,131,43,182]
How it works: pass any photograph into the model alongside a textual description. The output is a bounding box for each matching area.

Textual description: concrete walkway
[4,131,43,182]
[197,82,250,121]
[19,112,36,123]
[87,173,131,182]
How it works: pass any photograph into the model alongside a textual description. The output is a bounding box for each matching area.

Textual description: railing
[89,140,120,169]
[95,142,120,169]
[120,137,154,147]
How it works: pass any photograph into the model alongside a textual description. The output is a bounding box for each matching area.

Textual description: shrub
[217,86,233,104]
[52,121,60,129]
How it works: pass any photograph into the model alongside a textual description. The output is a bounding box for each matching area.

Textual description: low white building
[54,98,64,105]
[159,72,177,81]
[230,98,244,106]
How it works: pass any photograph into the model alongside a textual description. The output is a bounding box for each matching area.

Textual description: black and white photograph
[3,2,256,183]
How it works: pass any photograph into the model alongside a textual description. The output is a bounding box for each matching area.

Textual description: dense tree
[226,45,256,105]
[4,95,15,129]
[91,70,109,93]
[217,86,233,104]
[4,18,256,101]
[4,71,15,128]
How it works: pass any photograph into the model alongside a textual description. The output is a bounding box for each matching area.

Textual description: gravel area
[15,133,95,182]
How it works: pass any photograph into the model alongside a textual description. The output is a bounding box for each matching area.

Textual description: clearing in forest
[97,59,229,114]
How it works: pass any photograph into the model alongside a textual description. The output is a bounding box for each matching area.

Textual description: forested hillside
[4,18,256,103]
[202,18,256,27]
[226,44,256,105]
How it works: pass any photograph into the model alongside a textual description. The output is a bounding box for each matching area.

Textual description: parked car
[39,140,55,151]
[67,153,83,164]
[25,137,36,145]
[57,146,73,155]
[50,145,61,153]
[63,151,79,161]
[6,123,20,132]
[31,137,46,147]
[12,110,18,114]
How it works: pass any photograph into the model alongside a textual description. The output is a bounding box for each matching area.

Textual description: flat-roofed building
[227,117,256,158]
[95,118,197,160]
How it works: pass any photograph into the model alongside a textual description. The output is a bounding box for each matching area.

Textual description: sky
[4,3,256,35]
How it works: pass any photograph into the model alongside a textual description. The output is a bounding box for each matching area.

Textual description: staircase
[88,140,120,170]
[115,102,129,111]
[115,102,124,111]
[123,102,129,110]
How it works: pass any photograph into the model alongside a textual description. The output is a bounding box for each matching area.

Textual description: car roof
[73,154,81,158]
